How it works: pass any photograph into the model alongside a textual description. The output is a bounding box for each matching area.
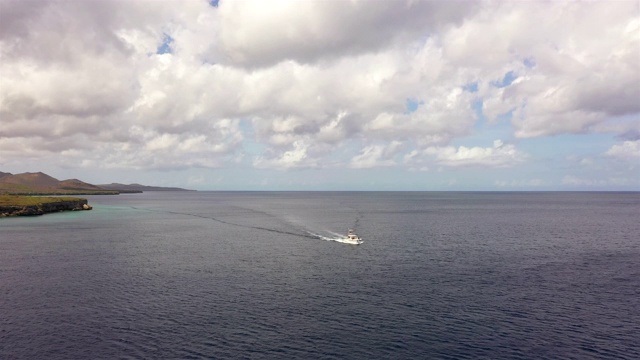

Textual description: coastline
[0,195,92,217]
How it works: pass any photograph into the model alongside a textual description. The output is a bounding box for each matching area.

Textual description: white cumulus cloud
[0,0,637,190]
[606,140,640,159]
[406,140,526,168]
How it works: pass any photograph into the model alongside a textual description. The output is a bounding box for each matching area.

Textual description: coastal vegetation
[0,171,191,195]
[0,172,101,217]
[0,195,81,206]
[0,171,192,217]
[0,195,92,217]
[0,171,119,195]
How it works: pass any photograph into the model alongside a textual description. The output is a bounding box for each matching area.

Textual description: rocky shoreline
[0,198,92,217]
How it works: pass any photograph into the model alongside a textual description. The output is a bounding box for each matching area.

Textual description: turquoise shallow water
[1,192,639,359]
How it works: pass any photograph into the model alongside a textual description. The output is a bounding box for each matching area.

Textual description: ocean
[1,191,639,359]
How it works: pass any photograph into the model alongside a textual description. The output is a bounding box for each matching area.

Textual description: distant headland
[0,171,193,217]
[98,183,195,193]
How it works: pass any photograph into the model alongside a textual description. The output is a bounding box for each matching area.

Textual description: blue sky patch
[471,100,485,129]
[156,34,174,55]
[463,82,479,93]
[523,57,536,68]
[405,98,422,113]
[492,71,517,88]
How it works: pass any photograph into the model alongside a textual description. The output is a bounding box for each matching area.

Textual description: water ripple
[1,192,639,359]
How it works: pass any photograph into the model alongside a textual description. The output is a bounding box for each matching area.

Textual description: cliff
[0,196,92,217]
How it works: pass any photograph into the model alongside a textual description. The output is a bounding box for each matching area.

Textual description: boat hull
[342,238,363,245]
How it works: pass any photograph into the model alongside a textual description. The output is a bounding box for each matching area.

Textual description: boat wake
[129,206,317,240]
[128,206,361,244]
[307,231,364,245]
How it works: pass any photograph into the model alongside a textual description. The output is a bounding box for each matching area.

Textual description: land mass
[0,195,92,217]
[0,171,193,217]
[0,172,193,195]
[98,183,194,192]
[0,172,118,195]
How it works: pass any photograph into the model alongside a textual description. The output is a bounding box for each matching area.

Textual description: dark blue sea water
[1,192,639,359]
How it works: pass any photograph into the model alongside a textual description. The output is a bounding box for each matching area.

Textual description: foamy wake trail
[307,231,362,244]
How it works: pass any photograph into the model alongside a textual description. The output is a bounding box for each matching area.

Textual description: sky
[0,0,638,191]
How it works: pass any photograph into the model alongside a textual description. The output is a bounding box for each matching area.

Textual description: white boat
[345,229,363,245]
